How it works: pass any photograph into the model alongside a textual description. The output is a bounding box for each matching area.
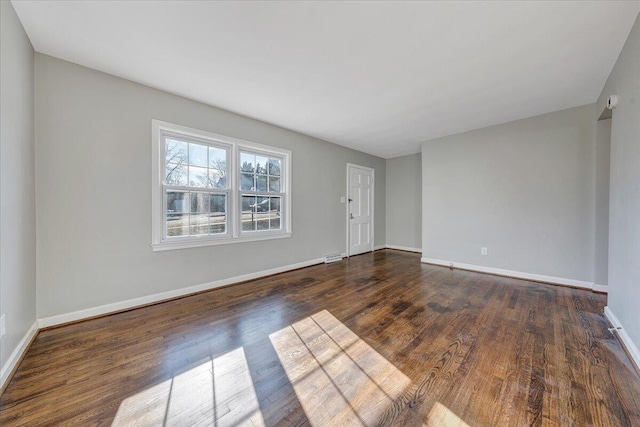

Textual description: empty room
[2,1,640,425]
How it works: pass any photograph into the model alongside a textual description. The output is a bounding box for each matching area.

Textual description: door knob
[350,213,354,219]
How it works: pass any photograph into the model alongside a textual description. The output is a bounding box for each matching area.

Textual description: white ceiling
[12,1,640,158]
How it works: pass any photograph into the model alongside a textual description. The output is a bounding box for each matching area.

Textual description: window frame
[152,120,291,251]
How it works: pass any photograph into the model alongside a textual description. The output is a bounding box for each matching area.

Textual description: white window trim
[151,120,292,251]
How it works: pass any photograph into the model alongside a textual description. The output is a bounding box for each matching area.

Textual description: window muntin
[152,120,291,250]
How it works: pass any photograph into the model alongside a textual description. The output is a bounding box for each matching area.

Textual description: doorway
[347,163,374,256]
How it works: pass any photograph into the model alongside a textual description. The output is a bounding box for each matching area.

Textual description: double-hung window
[239,150,284,234]
[152,120,291,251]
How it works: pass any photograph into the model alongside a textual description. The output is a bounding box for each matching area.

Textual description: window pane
[190,214,209,236]
[209,147,227,188]
[242,194,256,211]
[269,177,280,193]
[210,194,226,213]
[241,153,255,173]
[241,173,254,190]
[189,143,208,167]
[209,147,226,170]
[268,159,281,176]
[190,192,210,213]
[270,216,281,230]
[167,214,188,237]
[166,191,189,213]
[210,170,226,189]
[242,217,255,232]
[256,156,268,174]
[210,194,226,234]
[165,139,188,165]
[189,166,210,187]
[242,195,256,231]
[256,196,269,230]
[209,194,227,234]
[209,213,226,234]
[270,196,281,212]
[165,164,187,186]
[256,175,267,192]
[257,215,270,230]
[270,197,281,230]
[253,196,269,212]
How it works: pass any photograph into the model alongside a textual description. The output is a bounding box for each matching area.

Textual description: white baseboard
[593,283,609,293]
[344,245,399,256]
[385,244,421,253]
[420,257,597,291]
[1,320,39,391]
[604,306,640,371]
[344,247,384,256]
[38,258,325,328]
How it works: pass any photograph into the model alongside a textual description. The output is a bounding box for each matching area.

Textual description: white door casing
[347,164,374,256]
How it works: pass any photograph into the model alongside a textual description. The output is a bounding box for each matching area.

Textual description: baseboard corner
[604,306,640,372]
[593,283,608,293]
[385,244,422,253]
[0,320,39,393]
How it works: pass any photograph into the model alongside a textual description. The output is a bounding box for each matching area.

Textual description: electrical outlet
[340,196,346,203]
[0,314,5,338]
[481,247,488,256]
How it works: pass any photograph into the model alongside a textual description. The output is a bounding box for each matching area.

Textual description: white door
[348,164,374,256]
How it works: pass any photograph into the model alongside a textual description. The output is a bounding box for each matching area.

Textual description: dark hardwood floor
[1,250,639,426]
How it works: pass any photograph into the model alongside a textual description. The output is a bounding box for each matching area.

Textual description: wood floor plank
[1,250,639,426]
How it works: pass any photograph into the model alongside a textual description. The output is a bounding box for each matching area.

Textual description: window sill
[151,232,292,252]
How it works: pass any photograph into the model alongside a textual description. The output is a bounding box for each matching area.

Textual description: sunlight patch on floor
[112,347,265,427]
[425,402,470,427]
[269,309,411,426]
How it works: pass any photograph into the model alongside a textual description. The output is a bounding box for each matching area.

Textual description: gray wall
[0,1,36,372]
[422,104,597,283]
[596,14,640,350]
[386,153,421,250]
[34,54,385,318]
[594,119,611,286]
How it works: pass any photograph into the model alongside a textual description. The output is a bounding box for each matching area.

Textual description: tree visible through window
[152,120,291,250]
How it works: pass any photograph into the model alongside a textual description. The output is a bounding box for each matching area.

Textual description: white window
[152,120,291,251]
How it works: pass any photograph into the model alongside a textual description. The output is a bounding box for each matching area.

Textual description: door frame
[346,163,375,256]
